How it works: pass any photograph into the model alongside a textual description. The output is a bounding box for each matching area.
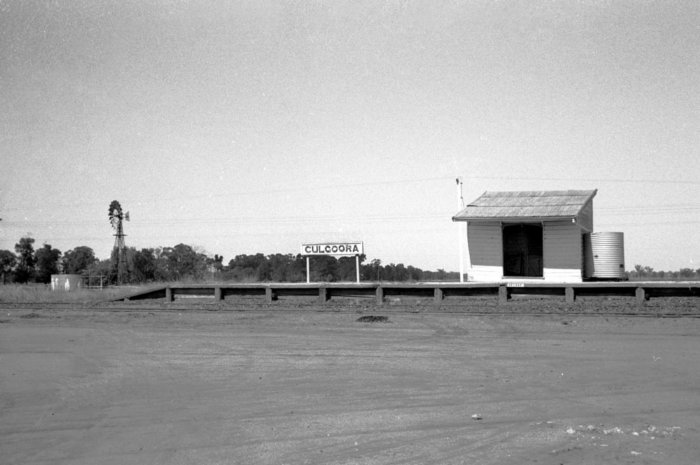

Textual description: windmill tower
[108,200,130,285]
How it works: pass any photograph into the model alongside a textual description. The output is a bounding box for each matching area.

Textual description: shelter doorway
[502,224,543,277]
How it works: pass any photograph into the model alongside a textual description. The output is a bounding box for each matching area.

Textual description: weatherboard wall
[543,221,584,283]
[466,222,503,281]
[466,220,585,282]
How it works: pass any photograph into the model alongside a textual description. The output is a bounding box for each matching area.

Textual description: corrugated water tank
[583,232,626,280]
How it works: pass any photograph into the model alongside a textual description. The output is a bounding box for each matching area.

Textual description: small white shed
[452,190,597,283]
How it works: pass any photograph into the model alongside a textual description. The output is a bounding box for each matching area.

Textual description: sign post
[301,242,364,283]
[306,256,310,284]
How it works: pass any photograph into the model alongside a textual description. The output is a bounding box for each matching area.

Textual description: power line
[598,220,700,227]
[0,176,456,211]
[0,213,451,226]
[464,175,700,186]
[3,204,700,227]
[3,174,699,212]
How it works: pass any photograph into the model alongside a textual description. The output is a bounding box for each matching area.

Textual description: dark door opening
[502,224,543,277]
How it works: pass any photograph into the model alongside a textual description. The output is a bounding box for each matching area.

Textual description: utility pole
[456,178,465,283]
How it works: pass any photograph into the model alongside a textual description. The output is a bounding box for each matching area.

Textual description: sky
[1,0,698,272]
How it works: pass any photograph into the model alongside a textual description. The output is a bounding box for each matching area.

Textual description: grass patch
[0,284,131,304]
[0,282,223,304]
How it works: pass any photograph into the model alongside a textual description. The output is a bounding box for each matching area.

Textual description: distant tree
[148,247,168,281]
[34,243,62,283]
[131,248,158,283]
[256,256,273,281]
[679,268,694,279]
[406,265,422,281]
[160,244,208,281]
[0,249,16,284]
[268,254,296,282]
[230,254,248,280]
[337,255,364,281]
[289,254,307,281]
[311,255,337,282]
[85,259,112,286]
[382,263,395,281]
[393,263,408,281]
[14,236,36,283]
[361,259,382,281]
[227,253,269,281]
[209,254,224,274]
[62,246,97,274]
[631,264,658,279]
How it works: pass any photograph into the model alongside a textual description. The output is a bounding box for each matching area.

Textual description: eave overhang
[452,216,578,223]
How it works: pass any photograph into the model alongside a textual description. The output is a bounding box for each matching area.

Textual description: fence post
[434,287,444,304]
[635,287,648,305]
[565,287,575,304]
[266,287,276,303]
[376,286,384,305]
[498,285,509,304]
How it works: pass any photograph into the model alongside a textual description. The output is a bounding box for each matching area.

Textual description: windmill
[109,200,130,285]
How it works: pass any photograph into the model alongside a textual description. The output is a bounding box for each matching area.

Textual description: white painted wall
[466,220,585,282]
[543,221,584,282]
[467,222,503,281]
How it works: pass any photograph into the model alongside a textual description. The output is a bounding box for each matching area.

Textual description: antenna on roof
[456,177,465,208]
[456,177,465,283]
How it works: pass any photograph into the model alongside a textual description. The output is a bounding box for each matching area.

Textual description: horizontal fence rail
[119,282,700,306]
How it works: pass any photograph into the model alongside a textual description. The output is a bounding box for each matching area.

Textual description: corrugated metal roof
[453,189,597,221]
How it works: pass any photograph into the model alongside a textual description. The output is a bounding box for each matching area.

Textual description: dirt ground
[1,303,699,464]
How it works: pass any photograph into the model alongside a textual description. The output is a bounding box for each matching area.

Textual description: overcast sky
[1,0,698,271]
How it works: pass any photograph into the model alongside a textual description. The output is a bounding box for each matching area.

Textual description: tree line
[628,264,700,281]
[4,235,699,285]
[0,237,98,284]
[0,235,458,285]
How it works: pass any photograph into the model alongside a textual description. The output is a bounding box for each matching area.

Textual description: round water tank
[584,232,625,280]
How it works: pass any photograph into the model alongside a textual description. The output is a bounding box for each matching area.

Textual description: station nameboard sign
[301,242,364,256]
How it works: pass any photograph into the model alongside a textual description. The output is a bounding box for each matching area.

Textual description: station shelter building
[452,190,597,283]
